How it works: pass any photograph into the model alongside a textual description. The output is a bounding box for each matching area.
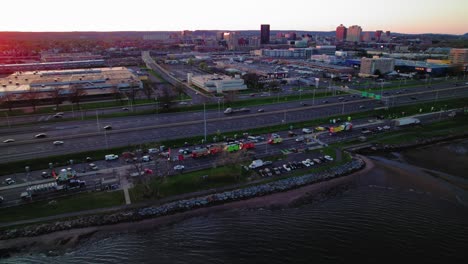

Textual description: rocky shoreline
[0,158,365,241]
[355,132,468,154]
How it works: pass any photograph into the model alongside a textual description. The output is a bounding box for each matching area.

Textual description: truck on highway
[224,107,250,115]
[329,122,353,135]
[394,117,420,127]
[21,181,68,200]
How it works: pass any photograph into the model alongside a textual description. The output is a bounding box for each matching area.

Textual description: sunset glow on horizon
[0,0,467,34]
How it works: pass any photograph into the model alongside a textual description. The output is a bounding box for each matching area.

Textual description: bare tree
[69,84,87,107]
[215,149,250,182]
[160,85,173,109]
[142,81,154,100]
[174,83,185,98]
[0,92,15,112]
[49,87,63,110]
[223,90,238,104]
[111,86,124,104]
[22,87,40,112]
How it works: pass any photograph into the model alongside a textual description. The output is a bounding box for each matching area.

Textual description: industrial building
[0,67,141,103]
[188,73,247,93]
[261,48,313,59]
[0,60,106,74]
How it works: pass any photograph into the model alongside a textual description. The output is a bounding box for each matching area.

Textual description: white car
[282,164,291,172]
[53,113,63,118]
[324,155,334,161]
[301,160,311,167]
[4,178,15,185]
[105,154,119,161]
[383,125,391,130]
[305,159,314,166]
[3,139,15,143]
[295,136,305,142]
[103,125,112,130]
[53,141,64,145]
[141,155,151,162]
[302,128,312,134]
[174,165,185,171]
[89,163,99,170]
[34,133,47,138]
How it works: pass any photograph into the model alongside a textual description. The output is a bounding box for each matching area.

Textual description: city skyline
[0,0,467,34]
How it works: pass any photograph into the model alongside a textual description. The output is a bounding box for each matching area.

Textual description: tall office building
[261,24,270,45]
[336,24,347,42]
[346,25,362,42]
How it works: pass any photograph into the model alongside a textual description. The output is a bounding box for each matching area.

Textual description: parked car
[383,125,391,130]
[302,160,311,167]
[295,136,305,142]
[282,164,291,172]
[324,155,334,161]
[53,141,64,145]
[105,154,119,161]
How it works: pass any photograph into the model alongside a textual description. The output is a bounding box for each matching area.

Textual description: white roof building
[189,74,247,93]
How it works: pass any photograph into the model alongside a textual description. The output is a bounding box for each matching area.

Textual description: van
[105,154,119,161]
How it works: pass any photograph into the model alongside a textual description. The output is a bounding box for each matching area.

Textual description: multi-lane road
[0,84,467,163]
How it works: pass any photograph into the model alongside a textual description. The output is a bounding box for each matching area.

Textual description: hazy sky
[1,0,467,34]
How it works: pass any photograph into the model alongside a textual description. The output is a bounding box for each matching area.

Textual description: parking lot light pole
[96,110,100,132]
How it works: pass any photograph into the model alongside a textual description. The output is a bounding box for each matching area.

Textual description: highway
[0,85,467,163]
[0,109,456,207]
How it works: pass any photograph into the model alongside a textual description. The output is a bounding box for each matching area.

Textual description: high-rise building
[375,30,383,41]
[261,24,270,45]
[362,32,374,42]
[346,25,362,42]
[224,32,239,50]
[449,48,468,65]
[336,24,347,42]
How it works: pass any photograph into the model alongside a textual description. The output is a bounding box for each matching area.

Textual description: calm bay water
[3,141,468,263]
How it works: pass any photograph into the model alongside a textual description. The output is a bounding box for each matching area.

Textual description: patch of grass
[129,166,248,202]
[0,191,125,224]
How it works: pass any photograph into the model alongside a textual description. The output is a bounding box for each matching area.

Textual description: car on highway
[302,128,312,134]
[410,96,417,100]
[141,155,151,162]
[174,165,185,171]
[148,148,159,154]
[122,107,129,111]
[4,178,15,185]
[34,133,47,138]
[322,100,329,104]
[41,171,52,178]
[86,157,93,162]
[53,113,63,118]
[359,105,366,109]
[89,163,99,170]
[300,102,309,106]
[53,141,64,145]
[314,126,326,132]
[257,108,265,112]
[179,102,189,105]
[105,154,119,161]
[0,196,3,203]
[103,125,112,130]
[3,139,15,143]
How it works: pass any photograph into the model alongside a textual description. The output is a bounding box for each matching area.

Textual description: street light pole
[4,112,10,128]
[342,102,345,115]
[95,110,100,132]
[104,129,109,149]
[203,103,207,143]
